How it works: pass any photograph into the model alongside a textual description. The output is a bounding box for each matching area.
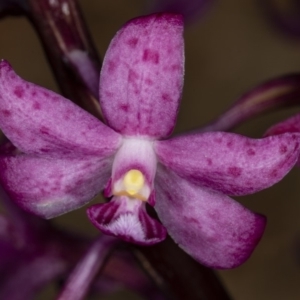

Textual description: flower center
[123,169,145,196]
[113,169,149,201]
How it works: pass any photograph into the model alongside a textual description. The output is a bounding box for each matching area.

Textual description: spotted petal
[0,60,121,158]
[155,166,266,269]
[155,132,300,196]
[0,154,113,218]
[87,196,167,245]
[100,13,184,138]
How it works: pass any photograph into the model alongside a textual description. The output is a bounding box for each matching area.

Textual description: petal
[0,60,121,157]
[87,196,167,245]
[0,154,113,218]
[99,13,184,138]
[265,114,300,166]
[265,113,300,136]
[155,167,266,269]
[155,132,300,196]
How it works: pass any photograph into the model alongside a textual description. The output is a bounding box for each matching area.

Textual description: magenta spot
[227,166,242,177]
[227,140,233,148]
[75,179,85,185]
[51,96,59,102]
[167,47,173,54]
[215,138,222,144]
[33,102,41,110]
[161,93,172,102]
[40,126,50,135]
[107,60,117,74]
[145,78,153,86]
[269,169,278,178]
[31,91,37,97]
[14,86,24,98]
[206,158,212,166]
[1,110,11,117]
[126,38,139,48]
[105,91,114,98]
[183,216,199,225]
[43,91,49,97]
[143,49,159,64]
[120,104,129,112]
[279,144,287,154]
[40,148,50,153]
[128,69,139,83]
[247,149,256,156]
[171,64,181,71]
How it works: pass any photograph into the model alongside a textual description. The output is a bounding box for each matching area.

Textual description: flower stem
[199,73,300,133]
[56,235,119,300]
[5,0,103,119]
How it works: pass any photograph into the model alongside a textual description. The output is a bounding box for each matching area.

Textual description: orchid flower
[0,13,299,269]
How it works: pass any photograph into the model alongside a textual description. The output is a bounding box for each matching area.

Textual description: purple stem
[0,0,102,118]
[199,73,300,132]
[56,235,119,300]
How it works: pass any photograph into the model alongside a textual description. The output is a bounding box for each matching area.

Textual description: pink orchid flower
[0,13,299,269]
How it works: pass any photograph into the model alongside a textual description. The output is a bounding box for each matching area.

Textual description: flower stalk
[56,235,119,300]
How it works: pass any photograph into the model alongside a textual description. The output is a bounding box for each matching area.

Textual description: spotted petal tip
[87,196,167,245]
[155,167,266,269]
[100,13,184,138]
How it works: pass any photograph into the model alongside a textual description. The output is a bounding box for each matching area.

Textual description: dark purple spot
[269,169,278,178]
[227,140,233,148]
[119,104,129,112]
[247,149,256,156]
[279,144,287,154]
[227,166,242,177]
[145,78,153,85]
[33,102,41,110]
[126,38,139,48]
[183,216,199,225]
[143,49,159,64]
[14,86,24,98]
[161,93,172,102]
[105,91,114,98]
[107,60,117,74]
[171,64,181,71]
[206,158,212,166]
[128,69,139,83]
[1,110,11,117]
[40,126,50,135]
[31,91,37,97]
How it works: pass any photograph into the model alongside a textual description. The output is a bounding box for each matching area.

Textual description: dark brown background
[0,1,300,299]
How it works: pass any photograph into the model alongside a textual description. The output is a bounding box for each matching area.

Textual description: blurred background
[0,0,300,299]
